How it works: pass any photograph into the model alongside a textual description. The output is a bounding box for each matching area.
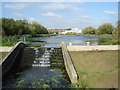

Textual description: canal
[2,35,100,89]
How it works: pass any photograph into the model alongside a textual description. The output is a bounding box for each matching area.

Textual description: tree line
[82,23,116,35]
[82,22,120,44]
[1,18,48,36]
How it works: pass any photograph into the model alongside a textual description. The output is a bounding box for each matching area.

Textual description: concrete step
[33,61,50,64]
[32,64,50,67]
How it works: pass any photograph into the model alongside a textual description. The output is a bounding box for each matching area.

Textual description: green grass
[77,34,120,45]
[78,34,113,38]
[1,35,21,46]
[1,34,55,46]
[31,34,56,37]
[1,42,14,46]
[69,51,119,88]
[98,40,112,45]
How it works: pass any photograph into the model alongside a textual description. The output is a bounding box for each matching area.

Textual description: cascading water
[32,48,54,67]
[2,47,70,88]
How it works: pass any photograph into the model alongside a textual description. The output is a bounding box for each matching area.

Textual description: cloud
[104,10,118,15]
[27,17,37,22]
[2,0,118,2]
[40,3,78,11]
[14,13,23,17]
[40,12,63,19]
[2,0,84,2]
[4,4,28,10]
[13,13,36,22]
[78,15,90,18]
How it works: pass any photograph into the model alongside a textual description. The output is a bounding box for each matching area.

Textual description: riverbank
[69,50,119,88]
[1,34,56,46]
[77,34,119,45]
[1,34,117,47]
[77,34,113,38]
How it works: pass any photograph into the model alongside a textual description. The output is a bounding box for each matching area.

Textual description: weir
[32,48,52,67]
[2,42,26,76]
[2,45,70,88]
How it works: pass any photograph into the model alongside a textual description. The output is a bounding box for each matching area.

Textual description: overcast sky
[1,2,118,29]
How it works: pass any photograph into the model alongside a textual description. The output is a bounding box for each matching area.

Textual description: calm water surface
[33,35,100,47]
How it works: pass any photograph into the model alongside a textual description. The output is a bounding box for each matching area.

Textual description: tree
[82,26,97,34]
[15,20,26,35]
[66,28,71,30]
[98,23,114,34]
[112,20,120,44]
[1,18,48,36]
[31,22,48,34]
[2,18,15,35]
[113,21,120,38]
[0,18,2,35]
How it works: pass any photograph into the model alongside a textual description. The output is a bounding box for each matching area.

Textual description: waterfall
[32,48,53,67]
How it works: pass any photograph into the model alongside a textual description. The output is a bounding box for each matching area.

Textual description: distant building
[59,28,82,34]
[48,29,67,33]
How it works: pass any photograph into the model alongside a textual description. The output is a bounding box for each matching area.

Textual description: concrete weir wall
[2,42,26,76]
[0,47,13,52]
[60,42,78,83]
[67,45,119,51]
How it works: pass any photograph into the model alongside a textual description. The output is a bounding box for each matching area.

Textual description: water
[2,35,100,88]
[32,48,52,67]
[3,67,69,88]
[33,35,100,47]
[2,48,70,88]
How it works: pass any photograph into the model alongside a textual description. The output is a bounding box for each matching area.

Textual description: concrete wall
[60,42,78,83]
[67,45,119,51]
[1,42,26,76]
[0,47,13,52]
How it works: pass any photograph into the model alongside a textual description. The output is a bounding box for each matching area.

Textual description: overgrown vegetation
[112,20,120,44]
[1,18,48,36]
[98,23,114,34]
[82,26,98,35]
[50,48,65,69]
[0,18,50,46]
[82,23,114,35]
[81,22,120,45]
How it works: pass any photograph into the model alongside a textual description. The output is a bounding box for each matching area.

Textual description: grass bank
[78,34,113,38]
[69,51,119,88]
[78,34,120,45]
[0,34,56,46]
[77,34,115,45]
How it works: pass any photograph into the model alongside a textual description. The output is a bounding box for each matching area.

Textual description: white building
[59,28,82,34]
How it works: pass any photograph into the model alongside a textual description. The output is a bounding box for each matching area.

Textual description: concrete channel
[1,42,78,84]
[2,41,118,88]
[1,42,73,88]
[1,42,26,76]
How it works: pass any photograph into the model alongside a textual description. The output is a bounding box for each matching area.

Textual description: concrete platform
[0,47,13,52]
[67,45,119,51]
